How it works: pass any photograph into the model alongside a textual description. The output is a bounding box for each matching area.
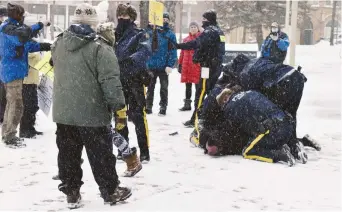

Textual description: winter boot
[179,99,192,111]
[140,149,150,163]
[66,190,82,209]
[103,186,132,205]
[277,144,296,167]
[300,134,321,151]
[183,119,195,128]
[290,141,308,164]
[123,147,142,177]
[4,137,25,148]
[158,108,166,116]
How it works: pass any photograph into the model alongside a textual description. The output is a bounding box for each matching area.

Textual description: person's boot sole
[123,163,143,177]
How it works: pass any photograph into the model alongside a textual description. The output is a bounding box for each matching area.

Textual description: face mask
[202,21,210,28]
[271,27,278,33]
[116,18,132,34]
[163,22,169,29]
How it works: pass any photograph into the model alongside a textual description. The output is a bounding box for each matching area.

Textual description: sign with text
[149,0,164,27]
[223,51,258,64]
[37,75,53,116]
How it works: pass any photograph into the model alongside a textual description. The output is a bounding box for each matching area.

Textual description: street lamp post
[289,0,298,66]
[285,0,290,34]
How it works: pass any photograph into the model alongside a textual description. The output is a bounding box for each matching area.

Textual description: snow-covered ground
[0,42,341,211]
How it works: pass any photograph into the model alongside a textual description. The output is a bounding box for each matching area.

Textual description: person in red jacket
[178,21,201,111]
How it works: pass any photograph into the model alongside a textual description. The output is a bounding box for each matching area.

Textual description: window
[325,0,332,6]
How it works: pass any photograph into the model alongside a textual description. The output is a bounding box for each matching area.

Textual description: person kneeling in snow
[222,55,321,151]
[197,86,308,166]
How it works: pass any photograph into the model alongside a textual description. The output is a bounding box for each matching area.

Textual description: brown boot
[123,147,142,177]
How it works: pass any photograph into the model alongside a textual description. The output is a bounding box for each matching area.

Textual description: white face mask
[271,27,278,33]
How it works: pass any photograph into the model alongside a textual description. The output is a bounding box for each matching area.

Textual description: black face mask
[116,18,132,35]
[163,22,169,29]
[202,21,210,28]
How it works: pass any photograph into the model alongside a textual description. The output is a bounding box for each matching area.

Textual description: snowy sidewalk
[0,44,341,210]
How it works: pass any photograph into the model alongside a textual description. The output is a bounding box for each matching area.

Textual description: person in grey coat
[51,3,131,208]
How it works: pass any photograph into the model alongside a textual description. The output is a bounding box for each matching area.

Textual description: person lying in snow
[197,86,308,166]
[221,54,321,151]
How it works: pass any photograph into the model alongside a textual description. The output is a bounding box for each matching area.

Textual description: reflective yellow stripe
[194,78,207,144]
[143,107,150,147]
[243,130,273,163]
[143,85,147,96]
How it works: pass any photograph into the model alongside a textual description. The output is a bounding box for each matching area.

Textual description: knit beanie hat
[72,3,98,26]
[163,12,170,20]
[116,3,137,21]
[189,21,199,29]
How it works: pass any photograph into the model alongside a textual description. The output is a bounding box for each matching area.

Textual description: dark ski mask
[116,18,132,35]
[163,22,169,29]
[202,20,210,28]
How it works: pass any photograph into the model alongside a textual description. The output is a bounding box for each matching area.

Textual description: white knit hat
[72,3,98,26]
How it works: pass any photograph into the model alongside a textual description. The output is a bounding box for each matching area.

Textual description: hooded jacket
[146,25,177,71]
[51,24,125,127]
[0,18,43,83]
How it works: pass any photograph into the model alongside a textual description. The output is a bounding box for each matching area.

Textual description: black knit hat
[0,6,7,17]
[163,12,170,20]
[203,9,217,24]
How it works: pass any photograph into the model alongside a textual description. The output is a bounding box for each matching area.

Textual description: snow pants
[56,124,119,197]
[20,84,39,134]
[121,77,149,154]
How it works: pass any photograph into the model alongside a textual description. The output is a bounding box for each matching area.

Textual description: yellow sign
[220,35,226,42]
[149,0,164,27]
[34,51,54,80]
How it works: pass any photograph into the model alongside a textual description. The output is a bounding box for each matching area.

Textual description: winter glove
[115,106,127,131]
[141,70,154,86]
[270,33,279,41]
[165,67,172,75]
[178,64,182,74]
[40,43,51,51]
[216,88,234,106]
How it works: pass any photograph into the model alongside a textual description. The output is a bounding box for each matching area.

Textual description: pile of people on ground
[0,2,321,209]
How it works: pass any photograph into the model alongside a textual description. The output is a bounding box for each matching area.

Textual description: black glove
[40,43,51,51]
[178,64,182,74]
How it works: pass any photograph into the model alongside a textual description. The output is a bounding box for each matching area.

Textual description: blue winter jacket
[146,25,177,71]
[115,24,151,79]
[261,31,289,63]
[0,18,43,83]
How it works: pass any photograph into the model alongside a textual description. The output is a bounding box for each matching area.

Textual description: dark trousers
[20,84,39,133]
[189,65,222,122]
[185,83,192,100]
[121,77,149,153]
[146,70,169,110]
[56,124,119,197]
[0,81,6,123]
[242,119,296,163]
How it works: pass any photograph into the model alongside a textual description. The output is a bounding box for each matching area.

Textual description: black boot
[183,119,195,128]
[145,107,152,115]
[179,99,192,111]
[158,108,166,116]
[300,134,321,151]
[66,190,82,209]
[103,186,132,205]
